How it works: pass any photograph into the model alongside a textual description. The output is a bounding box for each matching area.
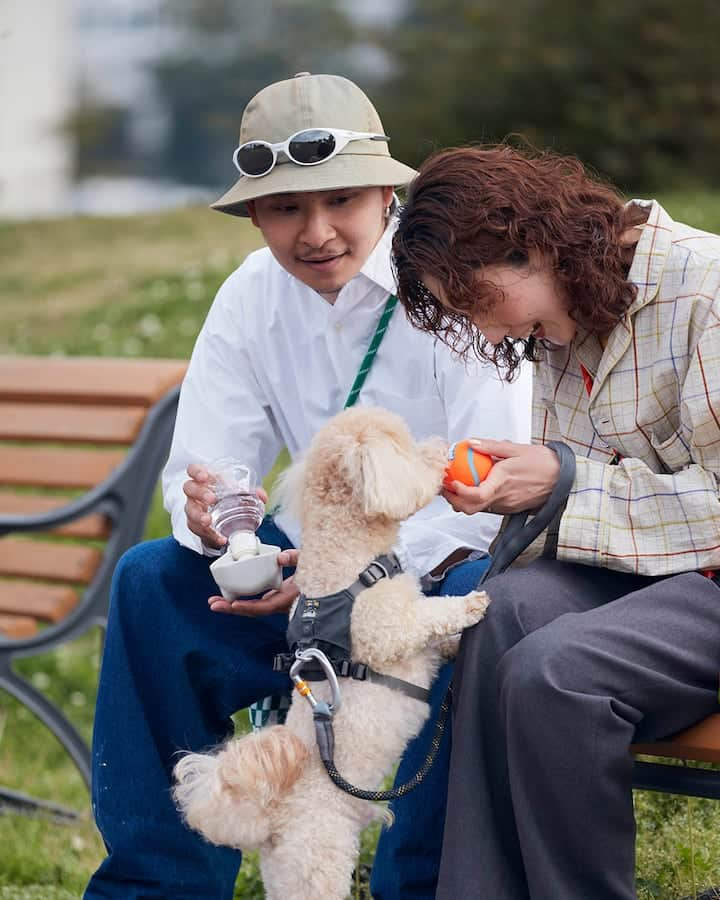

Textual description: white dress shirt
[162,220,532,577]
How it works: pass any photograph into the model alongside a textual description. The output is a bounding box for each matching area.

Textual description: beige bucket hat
[212,72,417,217]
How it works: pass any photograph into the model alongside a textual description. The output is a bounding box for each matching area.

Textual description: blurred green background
[72,0,720,196]
[2,0,720,896]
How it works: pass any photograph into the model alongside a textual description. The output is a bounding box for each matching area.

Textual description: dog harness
[273,552,431,704]
[292,441,579,804]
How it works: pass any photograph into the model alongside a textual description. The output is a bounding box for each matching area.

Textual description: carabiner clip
[289,647,342,714]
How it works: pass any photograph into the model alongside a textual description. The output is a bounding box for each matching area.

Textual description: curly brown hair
[392,145,644,379]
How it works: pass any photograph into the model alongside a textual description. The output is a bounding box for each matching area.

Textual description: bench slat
[0,538,102,585]
[632,714,720,764]
[0,613,38,638]
[0,446,125,489]
[0,580,78,623]
[0,492,110,538]
[0,402,147,444]
[0,357,186,407]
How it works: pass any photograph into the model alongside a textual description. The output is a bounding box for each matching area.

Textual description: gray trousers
[437,558,720,900]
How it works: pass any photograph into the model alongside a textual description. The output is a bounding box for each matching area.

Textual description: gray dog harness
[273,553,431,703]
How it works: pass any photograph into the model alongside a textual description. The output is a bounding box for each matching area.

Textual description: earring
[384,206,391,219]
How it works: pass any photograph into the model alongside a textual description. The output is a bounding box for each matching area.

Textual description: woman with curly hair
[393,145,720,899]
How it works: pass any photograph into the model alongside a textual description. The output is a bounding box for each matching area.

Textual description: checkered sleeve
[557,295,720,576]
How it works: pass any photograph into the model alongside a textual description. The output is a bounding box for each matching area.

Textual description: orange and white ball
[443,440,494,490]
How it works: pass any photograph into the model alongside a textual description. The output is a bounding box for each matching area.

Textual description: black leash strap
[478,441,577,584]
[316,680,452,802]
[317,440,577,802]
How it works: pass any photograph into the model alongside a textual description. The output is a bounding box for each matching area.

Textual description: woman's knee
[467,558,597,660]
[455,582,538,688]
[497,619,587,723]
[472,570,546,647]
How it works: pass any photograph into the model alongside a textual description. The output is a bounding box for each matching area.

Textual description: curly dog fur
[173,407,490,900]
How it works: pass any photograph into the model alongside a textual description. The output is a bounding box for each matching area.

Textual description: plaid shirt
[534,200,720,576]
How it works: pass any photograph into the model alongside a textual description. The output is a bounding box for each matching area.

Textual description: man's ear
[246,201,260,228]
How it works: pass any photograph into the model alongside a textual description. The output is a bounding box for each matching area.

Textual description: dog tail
[173,726,309,849]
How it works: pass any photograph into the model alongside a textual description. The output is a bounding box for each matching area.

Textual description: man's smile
[298,251,349,270]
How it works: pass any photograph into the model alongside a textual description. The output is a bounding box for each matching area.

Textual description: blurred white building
[0,0,403,220]
[0,0,195,220]
[0,0,76,218]
[73,0,177,155]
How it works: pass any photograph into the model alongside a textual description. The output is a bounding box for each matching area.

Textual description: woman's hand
[208,549,299,617]
[183,463,268,550]
[442,440,561,516]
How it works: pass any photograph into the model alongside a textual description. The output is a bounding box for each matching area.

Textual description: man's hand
[442,440,561,516]
[209,549,299,617]
[183,463,268,550]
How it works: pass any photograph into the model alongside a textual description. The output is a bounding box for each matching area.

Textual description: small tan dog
[173,406,490,900]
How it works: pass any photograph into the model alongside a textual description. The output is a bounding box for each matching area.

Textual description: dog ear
[272,455,308,523]
[354,432,444,520]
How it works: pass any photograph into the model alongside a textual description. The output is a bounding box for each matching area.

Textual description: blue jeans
[85,520,489,899]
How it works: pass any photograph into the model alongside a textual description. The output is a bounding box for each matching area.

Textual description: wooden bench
[632,714,720,800]
[0,354,186,817]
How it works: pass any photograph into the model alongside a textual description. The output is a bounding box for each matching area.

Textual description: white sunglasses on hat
[232,128,389,178]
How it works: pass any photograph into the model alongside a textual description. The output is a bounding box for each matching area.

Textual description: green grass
[1,193,720,898]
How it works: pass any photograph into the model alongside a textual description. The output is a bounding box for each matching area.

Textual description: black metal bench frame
[0,385,180,819]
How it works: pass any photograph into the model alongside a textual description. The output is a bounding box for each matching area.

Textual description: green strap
[343,293,398,409]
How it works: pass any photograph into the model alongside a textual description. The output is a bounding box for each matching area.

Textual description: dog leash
[298,440,577,802]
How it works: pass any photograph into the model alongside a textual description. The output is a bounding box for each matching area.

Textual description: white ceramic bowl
[209,543,283,600]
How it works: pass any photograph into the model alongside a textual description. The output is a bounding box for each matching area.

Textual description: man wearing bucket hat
[85,73,531,899]
[213,72,411,212]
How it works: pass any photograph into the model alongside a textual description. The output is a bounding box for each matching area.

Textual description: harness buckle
[337,659,352,677]
[289,648,342,714]
[351,662,368,681]
[359,560,389,587]
[273,652,293,673]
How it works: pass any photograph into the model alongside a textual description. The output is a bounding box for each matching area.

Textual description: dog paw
[435,634,461,659]
[465,589,491,623]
